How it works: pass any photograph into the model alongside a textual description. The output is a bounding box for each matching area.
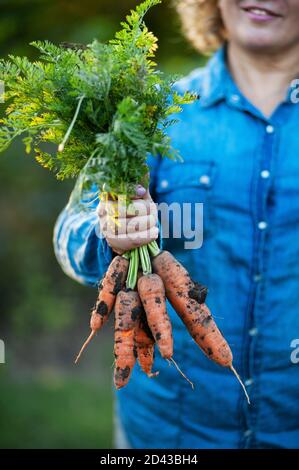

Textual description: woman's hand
[97,185,159,255]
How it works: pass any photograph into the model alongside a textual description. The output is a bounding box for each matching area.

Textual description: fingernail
[135,185,146,197]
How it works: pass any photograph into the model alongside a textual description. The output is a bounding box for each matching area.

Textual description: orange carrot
[138,273,194,388]
[75,255,129,363]
[135,309,159,378]
[152,251,233,366]
[137,274,173,360]
[152,250,250,402]
[114,289,142,389]
[97,255,130,318]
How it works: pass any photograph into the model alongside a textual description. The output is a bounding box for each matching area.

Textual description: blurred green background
[0,0,205,449]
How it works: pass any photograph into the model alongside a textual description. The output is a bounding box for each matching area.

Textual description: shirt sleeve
[53,153,162,287]
[53,197,112,287]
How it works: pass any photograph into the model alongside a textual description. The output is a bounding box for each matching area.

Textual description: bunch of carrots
[75,240,250,404]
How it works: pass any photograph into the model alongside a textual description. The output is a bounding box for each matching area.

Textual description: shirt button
[244,429,253,438]
[245,378,254,387]
[249,327,258,336]
[261,170,270,179]
[160,179,169,189]
[258,221,267,230]
[266,124,275,134]
[253,274,262,282]
[231,94,240,103]
[199,175,210,185]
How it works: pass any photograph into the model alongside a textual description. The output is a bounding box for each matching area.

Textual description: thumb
[134,184,147,198]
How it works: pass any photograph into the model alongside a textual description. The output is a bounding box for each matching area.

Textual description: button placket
[244,123,277,436]
[266,124,275,134]
[258,221,267,230]
[249,327,258,337]
[244,378,254,387]
[261,170,270,179]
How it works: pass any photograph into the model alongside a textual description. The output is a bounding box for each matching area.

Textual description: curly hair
[175,0,226,54]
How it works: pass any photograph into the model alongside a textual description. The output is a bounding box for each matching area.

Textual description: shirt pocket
[154,160,217,250]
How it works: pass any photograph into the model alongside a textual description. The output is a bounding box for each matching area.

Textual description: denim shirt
[53,48,299,449]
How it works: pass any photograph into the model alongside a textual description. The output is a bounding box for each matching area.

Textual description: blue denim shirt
[54,48,299,449]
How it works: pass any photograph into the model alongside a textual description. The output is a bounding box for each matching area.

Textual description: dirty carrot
[114,289,143,389]
[152,251,231,364]
[135,309,159,378]
[138,273,194,388]
[152,250,250,403]
[97,255,130,317]
[75,255,129,363]
[138,273,173,360]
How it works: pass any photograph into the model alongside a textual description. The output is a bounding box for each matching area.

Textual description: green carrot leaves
[0,0,196,201]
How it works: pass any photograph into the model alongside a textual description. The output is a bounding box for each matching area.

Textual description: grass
[0,371,113,449]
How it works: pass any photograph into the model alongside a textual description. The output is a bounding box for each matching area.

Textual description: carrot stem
[132,249,139,287]
[126,248,139,289]
[139,245,152,275]
[148,240,160,257]
[58,94,85,152]
[122,251,131,260]
[126,251,133,288]
[230,365,251,405]
[145,245,152,273]
[139,245,146,273]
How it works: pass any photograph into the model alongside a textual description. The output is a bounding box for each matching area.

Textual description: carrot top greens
[0,0,196,202]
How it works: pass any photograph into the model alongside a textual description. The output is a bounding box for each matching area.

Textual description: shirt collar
[199,46,230,108]
[199,49,268,121]
[199,47,272,122]
[200,45,299,114]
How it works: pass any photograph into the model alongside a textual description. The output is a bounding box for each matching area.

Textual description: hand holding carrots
[97,185,159,255]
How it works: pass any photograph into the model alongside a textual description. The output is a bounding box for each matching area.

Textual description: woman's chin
[237,32,283,53]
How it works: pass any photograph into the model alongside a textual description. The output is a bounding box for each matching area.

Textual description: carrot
[97,255,130,318]
[152,250,250,403]
[114,289,142,389]
[137,274,173,360]
[138,273,194,388]
[75,255,129,363]
[152,251,230,363]
[135,309,159,378]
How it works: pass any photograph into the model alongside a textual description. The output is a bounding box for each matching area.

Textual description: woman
[54,0,299,448]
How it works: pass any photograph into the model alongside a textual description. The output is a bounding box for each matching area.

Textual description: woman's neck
[227,42,299,117]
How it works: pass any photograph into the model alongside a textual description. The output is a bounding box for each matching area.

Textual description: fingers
[101,213,158,236]
[126,214,157,234]
[126,198,156,218]
[98,184,147,212]
[98,194,156,219]
[105,226,159,254]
